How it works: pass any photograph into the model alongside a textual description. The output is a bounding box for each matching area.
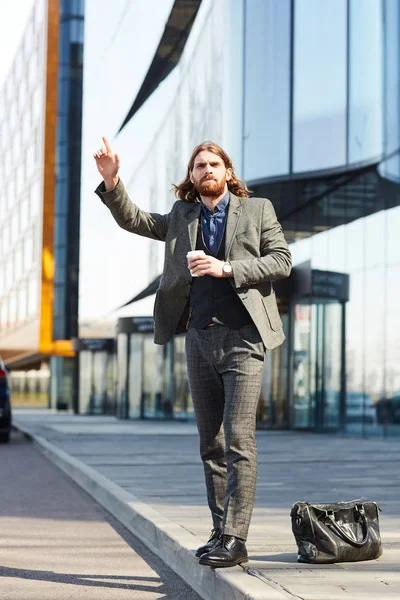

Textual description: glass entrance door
[293,298,344,430]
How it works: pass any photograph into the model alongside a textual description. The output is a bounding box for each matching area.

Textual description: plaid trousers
[185,322,265,540]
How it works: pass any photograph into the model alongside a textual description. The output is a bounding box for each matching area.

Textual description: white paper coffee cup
[186,250,205,277]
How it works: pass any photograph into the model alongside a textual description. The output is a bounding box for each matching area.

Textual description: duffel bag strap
[326,505,369,548]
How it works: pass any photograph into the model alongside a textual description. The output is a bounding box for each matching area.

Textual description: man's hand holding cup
[187,250,224,278]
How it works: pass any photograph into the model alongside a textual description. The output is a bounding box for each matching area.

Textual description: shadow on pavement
[0,566,161,592]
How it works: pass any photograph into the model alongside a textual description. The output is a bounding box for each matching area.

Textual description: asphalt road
[0,430,201,600]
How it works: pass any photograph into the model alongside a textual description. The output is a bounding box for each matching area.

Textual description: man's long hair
[172,141,251,202]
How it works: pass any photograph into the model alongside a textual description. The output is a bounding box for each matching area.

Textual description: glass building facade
[0,0,47,346]
[75,0,400,437]
[0,0,85,411]
[50,0,85,411]
[114,318,193,421]
[243,0,400,437]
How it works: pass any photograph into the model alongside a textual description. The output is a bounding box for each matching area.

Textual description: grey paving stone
[13,410,400,600]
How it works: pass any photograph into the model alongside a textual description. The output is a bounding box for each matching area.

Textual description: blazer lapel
[225,194,243,258]
[187,202,201,250]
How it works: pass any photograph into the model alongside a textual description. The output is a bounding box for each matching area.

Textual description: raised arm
[93,135,121,191]
[93,136,170,241]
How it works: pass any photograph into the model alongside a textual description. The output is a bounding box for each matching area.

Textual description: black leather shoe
[195,528,222,558]
[199,535,248,567]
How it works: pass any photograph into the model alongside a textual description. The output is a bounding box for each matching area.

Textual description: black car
[0,354,11,443]
[376,394,400,424]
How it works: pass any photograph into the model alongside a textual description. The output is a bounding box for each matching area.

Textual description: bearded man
[94,137,292,568]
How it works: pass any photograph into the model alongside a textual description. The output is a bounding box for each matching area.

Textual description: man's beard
[194,177,227,198]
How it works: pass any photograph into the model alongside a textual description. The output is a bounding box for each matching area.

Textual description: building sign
[117,317,155,334]
[312,270,349,302]
[274,261,350,302]
[72,338,115,352]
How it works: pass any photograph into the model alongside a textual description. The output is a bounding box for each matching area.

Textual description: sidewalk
[13,409,400,600]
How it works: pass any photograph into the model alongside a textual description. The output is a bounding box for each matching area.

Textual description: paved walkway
[0,429,201,600]
[13,410,400,600]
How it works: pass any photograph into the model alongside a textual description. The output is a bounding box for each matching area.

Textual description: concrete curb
[13,423,288,600]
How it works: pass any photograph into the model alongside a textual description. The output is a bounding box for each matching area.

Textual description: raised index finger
[102,136,112,153]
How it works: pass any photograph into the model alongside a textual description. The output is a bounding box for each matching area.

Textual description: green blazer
[95,179,292,350]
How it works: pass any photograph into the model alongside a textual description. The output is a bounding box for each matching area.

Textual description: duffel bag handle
[326,506,369,548]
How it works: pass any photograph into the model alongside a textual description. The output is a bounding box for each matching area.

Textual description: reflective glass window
[385,265,400,436]
[104,355,116,415]
[3,223,11,258]
[116,333,128,418]
[19,75,28,113]
[20,198,29,232]
[0,299,8,329]
[53,316,66,341]
[345,217,365,271]
[0,93,4,125]
[244,0,291,180]
[1,120,8,149]
[26,143,36,178]
[29,52,38,88]
[56,183,68,213]
[327,224,346,273]
[18,285,27,322]
[32,87,42,122]
[293,0,347,172]
[53,284,65,318]
[386,205,400,266]
[9,292,17,326]
[9,101,17,132]
[54,264,66,285]
[363,267,384,435]
[348,0,383,163]
[364,211,385,268]
[12,133,20,164]
[58,143,69,169]
[57,115,68,144]
[8,180,16,208]
[4,149,11,176]
[173,336,193,419]
[6,78,13,104]
[25,20,34,55]
[11,214,19,244]
[24,235,34,269]
[54,246,67,268]
[15,246,23,281]
[89,352,108,414]
[16,163,25,196]
[34,0,43,29]
[30,179,41,219]
[0,264,4,296]
[37,38,43,74]
[49,356,74,410]
[292,301,312,428]
[311,230,328,270]
[346,270,365,405]
[15,52,23,83]
[23,109,31,143]
[320,302,342,430]
[142,337,165,417]
[381,0,400,180]
[27,275,38,316]
[79,351,93,414]
[128,335,142,419]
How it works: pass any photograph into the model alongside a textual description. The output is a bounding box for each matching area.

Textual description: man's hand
[93,136,120,190]
[188,255,225,278]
